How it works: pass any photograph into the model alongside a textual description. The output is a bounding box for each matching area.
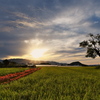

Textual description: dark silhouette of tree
[3,59,10,67]
[0,62,3,67]
[79,33,100,58]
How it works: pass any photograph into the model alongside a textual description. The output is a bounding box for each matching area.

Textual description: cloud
[0,0,100,64]
[55,48,85,54]
[0,26,14,32]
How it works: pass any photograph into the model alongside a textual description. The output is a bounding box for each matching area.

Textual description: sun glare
[30,48,48,59]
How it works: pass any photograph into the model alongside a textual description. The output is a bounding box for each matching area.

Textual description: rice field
[0,68,28,76]
[0,67,100,100]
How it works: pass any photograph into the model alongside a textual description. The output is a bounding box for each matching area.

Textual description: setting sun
[30,48,48,59]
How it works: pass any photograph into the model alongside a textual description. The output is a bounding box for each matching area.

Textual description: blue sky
[0,0,100,64]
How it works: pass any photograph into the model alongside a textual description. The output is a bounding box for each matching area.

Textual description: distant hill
[0,58,87,66]
[68,61,87,66]
[8,59,66,65]
[9,59,31,64]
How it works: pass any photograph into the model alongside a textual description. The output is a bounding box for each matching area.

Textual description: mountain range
[0,58,87,66]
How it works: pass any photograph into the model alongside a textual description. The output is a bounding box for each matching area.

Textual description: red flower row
[0,68,41,84]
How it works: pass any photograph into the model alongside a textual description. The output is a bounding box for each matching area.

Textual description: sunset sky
[0,0,100,65]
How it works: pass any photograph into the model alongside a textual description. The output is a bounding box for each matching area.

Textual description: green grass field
[0,67,100,100]
[0,68,28,76]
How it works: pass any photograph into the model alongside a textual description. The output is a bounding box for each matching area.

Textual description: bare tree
[79,33,100,58]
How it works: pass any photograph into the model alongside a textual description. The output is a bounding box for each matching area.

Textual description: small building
[26,63,36,68]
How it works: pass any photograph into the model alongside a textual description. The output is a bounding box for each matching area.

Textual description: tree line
[0,59,36,68]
